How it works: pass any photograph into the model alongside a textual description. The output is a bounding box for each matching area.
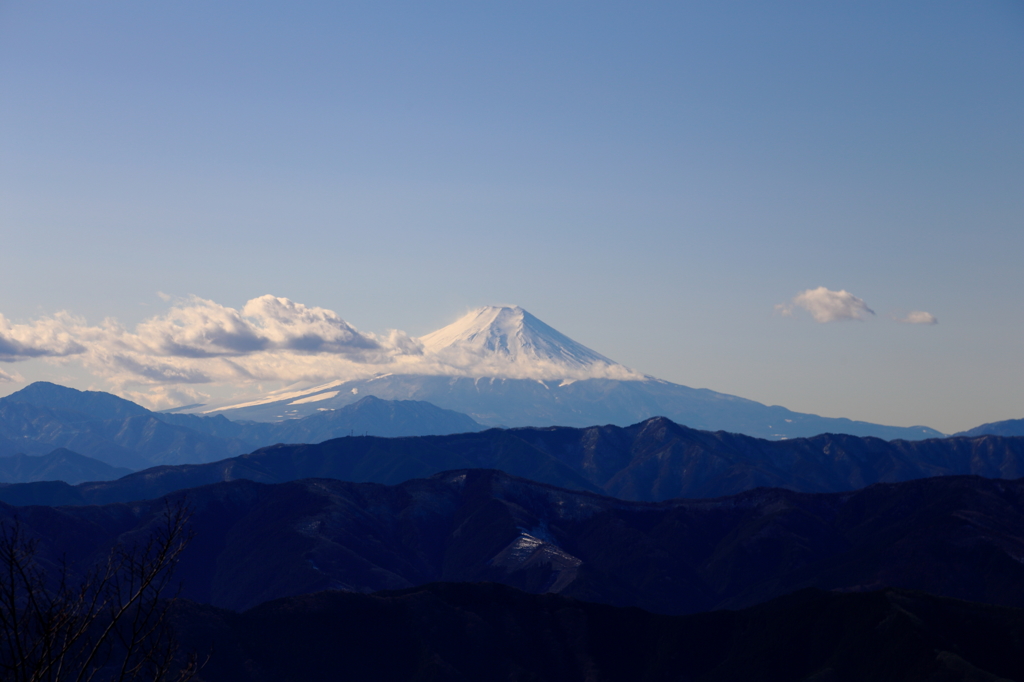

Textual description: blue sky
[0,1,1021,432]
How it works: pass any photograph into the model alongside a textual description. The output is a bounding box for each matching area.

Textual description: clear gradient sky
[1,1,1021,433]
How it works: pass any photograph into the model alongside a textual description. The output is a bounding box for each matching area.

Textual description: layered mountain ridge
[0,382,481,473]
[3,416,1022,508]
[6,469,1024,616]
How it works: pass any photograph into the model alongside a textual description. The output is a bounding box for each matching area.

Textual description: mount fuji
[194,306,942,440]
[417,305,643,382]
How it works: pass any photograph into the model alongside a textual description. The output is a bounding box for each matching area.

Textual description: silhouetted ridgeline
[3,417,1023,505]
[168,583,1024,682]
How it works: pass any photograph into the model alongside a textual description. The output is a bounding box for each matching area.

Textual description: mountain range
[956,417,1024,438]
[5,469,1024,617]
[189,306,945,441]
[0,448,131,484]
[4,416,1021,507]
[0,382,480,473]
[1,372,1021,679]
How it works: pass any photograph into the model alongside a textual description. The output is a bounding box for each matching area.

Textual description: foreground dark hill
[4,416,1022,506]
[0,382,480,469]
[7,470,1024,615]
[172,583,1024,682]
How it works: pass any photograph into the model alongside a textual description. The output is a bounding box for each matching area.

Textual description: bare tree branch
[0,500,200,682]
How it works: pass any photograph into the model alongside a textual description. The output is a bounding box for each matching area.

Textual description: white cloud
[61,296,411,397]
[121,385,209,411]
[130,297,269,358]
[0,312,89,361]
[895,311,938,325]
[0,297,402,400]
[779,287,875,323]
[0,296,643,408]
[118,295,387,359]
[241,295,382,354]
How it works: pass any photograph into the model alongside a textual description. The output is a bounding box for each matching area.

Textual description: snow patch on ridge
[289,391,340,405]
[487,529,582,593]
[202,380,347,413]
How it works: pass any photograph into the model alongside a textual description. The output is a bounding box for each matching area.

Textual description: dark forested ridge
[170,582,1024,682]
[6,470,1024,615]
[3,415,1023,506]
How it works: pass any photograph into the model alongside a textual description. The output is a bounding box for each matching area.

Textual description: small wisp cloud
[777,287,875,323]
[895,311,938,325]
[0,367,23,384]
[778,288,938,327]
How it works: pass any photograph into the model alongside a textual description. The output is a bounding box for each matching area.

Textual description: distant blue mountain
[212,374,943,441]
[955,418,1024,438]
[0,448,132,484]
[0,382,481,471]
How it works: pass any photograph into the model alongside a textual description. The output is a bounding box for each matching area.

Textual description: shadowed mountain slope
[0,399,250,469]
[2,417,1022,507]
[1,381,153,420]
[957,417,1024,438]
[171,583,1024,682]
[0,448,132,484]
[6,470,1024,615]
[249,394,481,442]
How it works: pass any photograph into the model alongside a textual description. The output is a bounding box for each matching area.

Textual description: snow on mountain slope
[417,306,643,381]
[203,380,349,412]
[200,306,643,414]
[189,307,944,439]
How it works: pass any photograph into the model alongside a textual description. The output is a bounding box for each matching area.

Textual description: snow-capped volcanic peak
[419,306,643,381]
[421,306,609,365]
